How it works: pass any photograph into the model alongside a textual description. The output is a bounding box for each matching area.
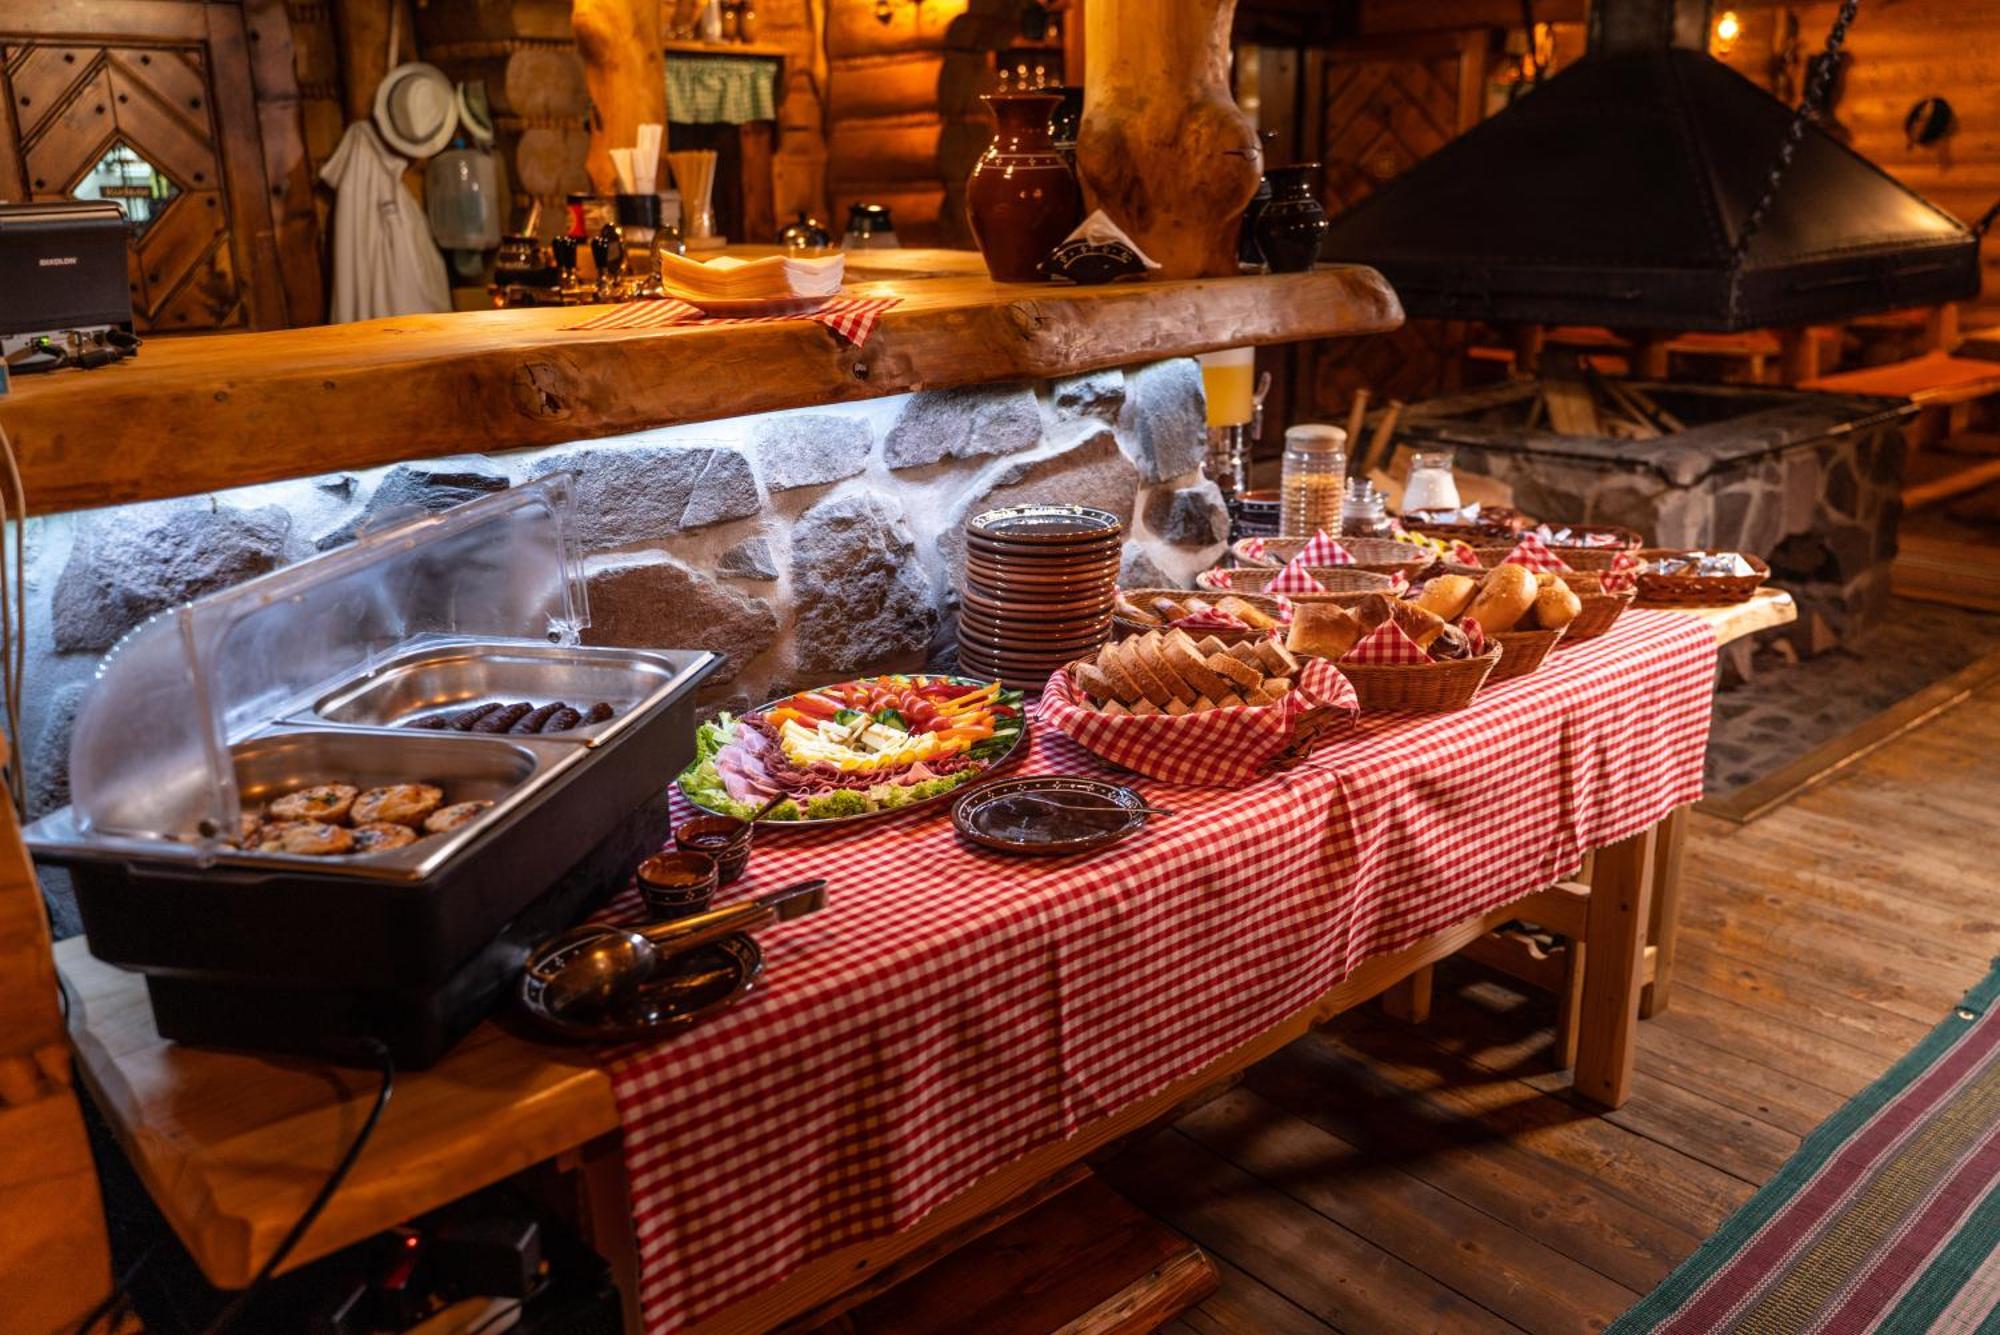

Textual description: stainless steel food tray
[27,725,576,883]
[302,640,693,746]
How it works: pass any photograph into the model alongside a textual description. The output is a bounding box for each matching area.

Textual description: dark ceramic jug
[968,92,1083,283]
[1253,164,1328,273]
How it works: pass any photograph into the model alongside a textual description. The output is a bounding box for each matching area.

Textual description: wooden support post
[1573,825,1656,1109]
[1630,333,1671,380]
[576,1131,643,1334]
[1077,0,1262,278]
[1927,302,1961,354]
[1511,324,1546,379]
[572,0,666,196]
[1779,326,1822,385]
[1379,963,1434,1024]
[1554,939,1585,1071]
[331,0,416,126]
[1640,804,1688,1018]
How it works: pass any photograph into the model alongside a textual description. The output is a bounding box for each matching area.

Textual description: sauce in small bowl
[674,816,751,886]
[637,850,719,920]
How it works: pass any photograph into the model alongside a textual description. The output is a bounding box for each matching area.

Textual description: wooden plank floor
[1099,679,2000,1335]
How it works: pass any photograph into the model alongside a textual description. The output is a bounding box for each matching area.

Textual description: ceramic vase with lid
[1253,164,1329,273]
[967,92,1083,283]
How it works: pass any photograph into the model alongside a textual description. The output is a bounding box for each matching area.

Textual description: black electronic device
[0,200,135,372]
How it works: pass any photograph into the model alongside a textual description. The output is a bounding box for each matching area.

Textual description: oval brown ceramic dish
[966,504,1122,544]
[952,775,1149,856]
[520,933,762,1043]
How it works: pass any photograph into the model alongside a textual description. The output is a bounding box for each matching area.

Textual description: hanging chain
[1727,0,1862,320]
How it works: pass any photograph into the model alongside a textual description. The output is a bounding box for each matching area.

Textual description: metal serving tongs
[526,879,828,1015]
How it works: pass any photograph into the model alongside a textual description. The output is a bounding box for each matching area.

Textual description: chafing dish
[27,478,719,1065]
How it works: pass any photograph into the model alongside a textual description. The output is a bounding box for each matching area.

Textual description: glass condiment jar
[1340,478,1393,538]
[1280,423,1347,537]
[1403,449,1462,515]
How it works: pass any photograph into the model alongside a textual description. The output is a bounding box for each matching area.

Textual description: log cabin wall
[823,0,1020,247]
[1711,0,2000,331]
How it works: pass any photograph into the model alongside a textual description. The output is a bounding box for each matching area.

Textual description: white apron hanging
[319,121,450,323]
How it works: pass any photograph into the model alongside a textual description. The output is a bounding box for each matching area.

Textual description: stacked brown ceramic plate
[957,504,1122,689]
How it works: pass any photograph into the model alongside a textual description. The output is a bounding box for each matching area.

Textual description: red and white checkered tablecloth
[604,609,1720,1330]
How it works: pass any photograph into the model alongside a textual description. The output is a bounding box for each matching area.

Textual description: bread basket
[1230,536,1433,579]
[1332,643,1501,712]
[1558,571,1637,641]
[1484,626,1566,683]
[1633,549,1771,606]
[1464,525,1644,572]
[1214,566,1398,597]
[1112,588,1284,644]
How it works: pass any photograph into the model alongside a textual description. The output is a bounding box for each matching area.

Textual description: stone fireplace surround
[1397,381,1912,654]
[19,359,1227,819]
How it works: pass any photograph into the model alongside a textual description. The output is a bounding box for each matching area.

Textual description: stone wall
[19,359,1224,818]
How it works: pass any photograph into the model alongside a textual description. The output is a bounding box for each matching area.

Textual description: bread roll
[1285,602,1367,660]
[1214,595,1280,631]
[1532,576,1582,631]
[1207,651,1264,692]
[1465,565,1537,633]
[1387,600,1451,651]
[1413,574,1478,622]
[1114,593,1160,626]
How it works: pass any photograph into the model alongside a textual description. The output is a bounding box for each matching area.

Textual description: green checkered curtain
[665,56,778,124]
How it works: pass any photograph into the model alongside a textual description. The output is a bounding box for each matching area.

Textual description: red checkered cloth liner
[562,294,900,346]
[1193,567,1231,592]
[1173,607,1249,634]
[1341,620,1431,665]
[1238,531,1351,565]
[1451,540,1484,567]
[1038,653,1357,785]
[604,610,1719,1331]
[1599,550,1642,595]
[1497,532,1573,573]
[1264,554,1330,594]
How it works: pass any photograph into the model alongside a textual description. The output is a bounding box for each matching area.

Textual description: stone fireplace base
[1397,381,1912,652]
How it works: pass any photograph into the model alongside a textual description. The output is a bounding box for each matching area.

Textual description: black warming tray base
[30,642,717,1067]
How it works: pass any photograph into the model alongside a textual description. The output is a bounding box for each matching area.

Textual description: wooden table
[55,594,1791,1330]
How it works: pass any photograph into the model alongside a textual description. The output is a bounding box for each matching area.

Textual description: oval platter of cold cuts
[676,674,1028,827]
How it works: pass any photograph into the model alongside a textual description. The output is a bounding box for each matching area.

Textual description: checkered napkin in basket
[1497,531,1572,573]
[1238,530,1353,565]
[1598,550,1642,595]
[1341,621,1430,665]
[562,294,900,346]
[1264,553,1330,595]
[1450,540,1484,567]
[1039,653,1357,786]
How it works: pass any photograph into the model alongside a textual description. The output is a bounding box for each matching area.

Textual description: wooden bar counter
[0,252,1402,516]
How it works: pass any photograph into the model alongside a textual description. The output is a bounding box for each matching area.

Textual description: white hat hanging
[372,62,458,158]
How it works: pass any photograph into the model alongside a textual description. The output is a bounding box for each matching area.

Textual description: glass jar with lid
[1280,423,1348,536]
[1341,478,1392,538]
[1402,448,1462,515]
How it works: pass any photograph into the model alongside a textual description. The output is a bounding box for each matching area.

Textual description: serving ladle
[526,878,828,1017]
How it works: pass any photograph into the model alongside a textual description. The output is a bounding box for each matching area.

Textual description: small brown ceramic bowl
[673,816,751,886]
[637,850,719,920]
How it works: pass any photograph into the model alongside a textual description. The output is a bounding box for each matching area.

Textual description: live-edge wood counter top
[0,251,1402,516]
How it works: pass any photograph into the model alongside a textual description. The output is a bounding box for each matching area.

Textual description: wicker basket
[1465,525,1645,573]
[1216,566,1398,597]
[1334,643,1502,712]
[1485,626,1566,683]
[1112,587,1285,643]
[1230,536,1432,578]
[1633,550,1771,606]
[1557,572,1637,641]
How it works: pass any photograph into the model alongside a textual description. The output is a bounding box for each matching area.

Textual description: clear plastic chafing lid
[66,474,589,857]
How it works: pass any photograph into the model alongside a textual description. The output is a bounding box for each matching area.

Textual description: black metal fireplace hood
[1316,0,1981,331]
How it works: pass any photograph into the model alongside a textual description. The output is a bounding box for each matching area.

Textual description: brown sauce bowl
[636,850,718,920]
[673,816,752,887]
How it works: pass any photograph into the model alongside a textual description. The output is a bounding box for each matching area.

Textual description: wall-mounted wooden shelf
[0,250,1401,517]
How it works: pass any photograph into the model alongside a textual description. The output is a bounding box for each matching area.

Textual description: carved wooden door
[1302,37,1487,413]
[0,2,288,332]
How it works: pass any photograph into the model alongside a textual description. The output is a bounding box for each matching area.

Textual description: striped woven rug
[1612,959,2000,1334]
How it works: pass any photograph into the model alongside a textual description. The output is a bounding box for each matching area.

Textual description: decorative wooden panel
[1,3,291,332]
[1295,41,1485,420]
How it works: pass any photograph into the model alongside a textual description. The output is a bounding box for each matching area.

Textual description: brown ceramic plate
[520,933,763,1042]
[966,504,1123,545]
[965,549,1122,574]
[954,628,1109,659]
[952,775,1149,857]
[964,533,1122,561]
[959,587,1117,616]
[956,611,1113,641]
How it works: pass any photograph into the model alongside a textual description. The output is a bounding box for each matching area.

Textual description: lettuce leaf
[803,789,869,819]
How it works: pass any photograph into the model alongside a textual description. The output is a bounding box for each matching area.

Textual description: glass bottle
[1280,423,1347,537]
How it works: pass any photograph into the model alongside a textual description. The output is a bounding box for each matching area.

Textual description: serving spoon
[527,878,828,1016]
